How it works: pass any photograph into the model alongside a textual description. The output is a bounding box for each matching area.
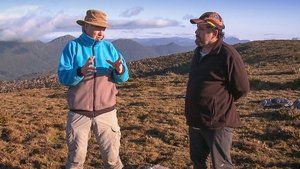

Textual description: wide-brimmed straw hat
[76,9,110,28]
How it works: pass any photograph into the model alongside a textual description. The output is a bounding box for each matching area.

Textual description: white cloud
[110,18,180,29]
[0,5,182,41]
[0,6,79,41]
[104,24,194,40]
[182,14,195,20]
[0,5,40,20]
[119,6,144,18]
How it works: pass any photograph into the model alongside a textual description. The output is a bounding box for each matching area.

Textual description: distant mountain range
[112,39,194,61]
[1,39,299,93]
[0,35,249,80]
[130,36,250,46]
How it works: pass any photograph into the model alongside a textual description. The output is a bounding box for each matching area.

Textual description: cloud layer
[0,5,185,41]
[0,5,181,41]
[110,18,180,29]
[0,6,78,41]
[119,6,144,18]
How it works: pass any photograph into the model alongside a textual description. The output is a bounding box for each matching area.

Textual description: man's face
[194,23,215,47]
[84,24,106,41]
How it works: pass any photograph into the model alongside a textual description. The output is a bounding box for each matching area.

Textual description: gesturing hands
[80,56,96,76]
[78,56,123,76]
[106,56,123,74]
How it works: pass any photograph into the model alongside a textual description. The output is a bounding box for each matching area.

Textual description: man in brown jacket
[185,12,249,169]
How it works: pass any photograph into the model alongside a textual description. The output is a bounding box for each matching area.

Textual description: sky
[0,0,299,42]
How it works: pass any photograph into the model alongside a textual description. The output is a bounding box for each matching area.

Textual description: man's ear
[212,29,219,38]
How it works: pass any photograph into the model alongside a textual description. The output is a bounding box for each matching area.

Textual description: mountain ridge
[0,35,194,80]
[1,40,299,93]
[0,35,253,81]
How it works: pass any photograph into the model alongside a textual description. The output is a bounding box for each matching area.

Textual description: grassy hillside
[0,40,299,168]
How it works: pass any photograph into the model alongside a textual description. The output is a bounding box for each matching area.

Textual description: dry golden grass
[0,40,300,169]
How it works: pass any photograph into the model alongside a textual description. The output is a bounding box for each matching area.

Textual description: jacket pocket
[197,96,216,122]
[96,77,117,109]
[67,80,94,111]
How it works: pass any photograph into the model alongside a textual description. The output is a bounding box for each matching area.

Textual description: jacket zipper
[92,43,96,116]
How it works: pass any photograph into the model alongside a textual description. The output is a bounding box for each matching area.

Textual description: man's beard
[195,38,204,47]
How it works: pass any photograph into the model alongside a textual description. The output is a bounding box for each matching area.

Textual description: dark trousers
[189,127,234,169]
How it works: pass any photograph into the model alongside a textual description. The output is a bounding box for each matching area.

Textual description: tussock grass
[1,40,300,168]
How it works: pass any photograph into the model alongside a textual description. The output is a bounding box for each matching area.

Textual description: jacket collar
[197,38,223,55]
[78,32,101,47]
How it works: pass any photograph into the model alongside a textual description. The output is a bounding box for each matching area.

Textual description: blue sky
[0,0,299,42]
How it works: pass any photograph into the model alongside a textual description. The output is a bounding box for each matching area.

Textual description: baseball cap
[190,12,225,29]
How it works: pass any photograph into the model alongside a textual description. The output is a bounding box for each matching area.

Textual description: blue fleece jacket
[58,32,129,86]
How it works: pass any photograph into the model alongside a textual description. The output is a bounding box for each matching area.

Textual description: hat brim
[76,20,111,28]
[190,18,205,24]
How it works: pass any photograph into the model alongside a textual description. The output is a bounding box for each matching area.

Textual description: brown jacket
[185,39,249,129]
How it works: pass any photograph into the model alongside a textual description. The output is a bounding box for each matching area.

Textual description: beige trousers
[65,109,123,169]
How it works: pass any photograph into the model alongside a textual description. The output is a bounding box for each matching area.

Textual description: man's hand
[80,56,96,76]
[106,56,123,74]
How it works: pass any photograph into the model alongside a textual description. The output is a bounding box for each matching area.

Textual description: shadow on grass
[232,155,256,167]
[260,127,292,141]
[286,149,300,159]
[250,78,300,91]
[243,126,293,142]
[122,164,139,169]
[122,126,143,131]
[233,154,300,168]
[241,111,296,142]
[0,164,21,169]
[241,110,298,121]
[265,162,300,169]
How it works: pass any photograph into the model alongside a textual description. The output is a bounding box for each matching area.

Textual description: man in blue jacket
[185,12,249,169]
[58,9,129,169]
